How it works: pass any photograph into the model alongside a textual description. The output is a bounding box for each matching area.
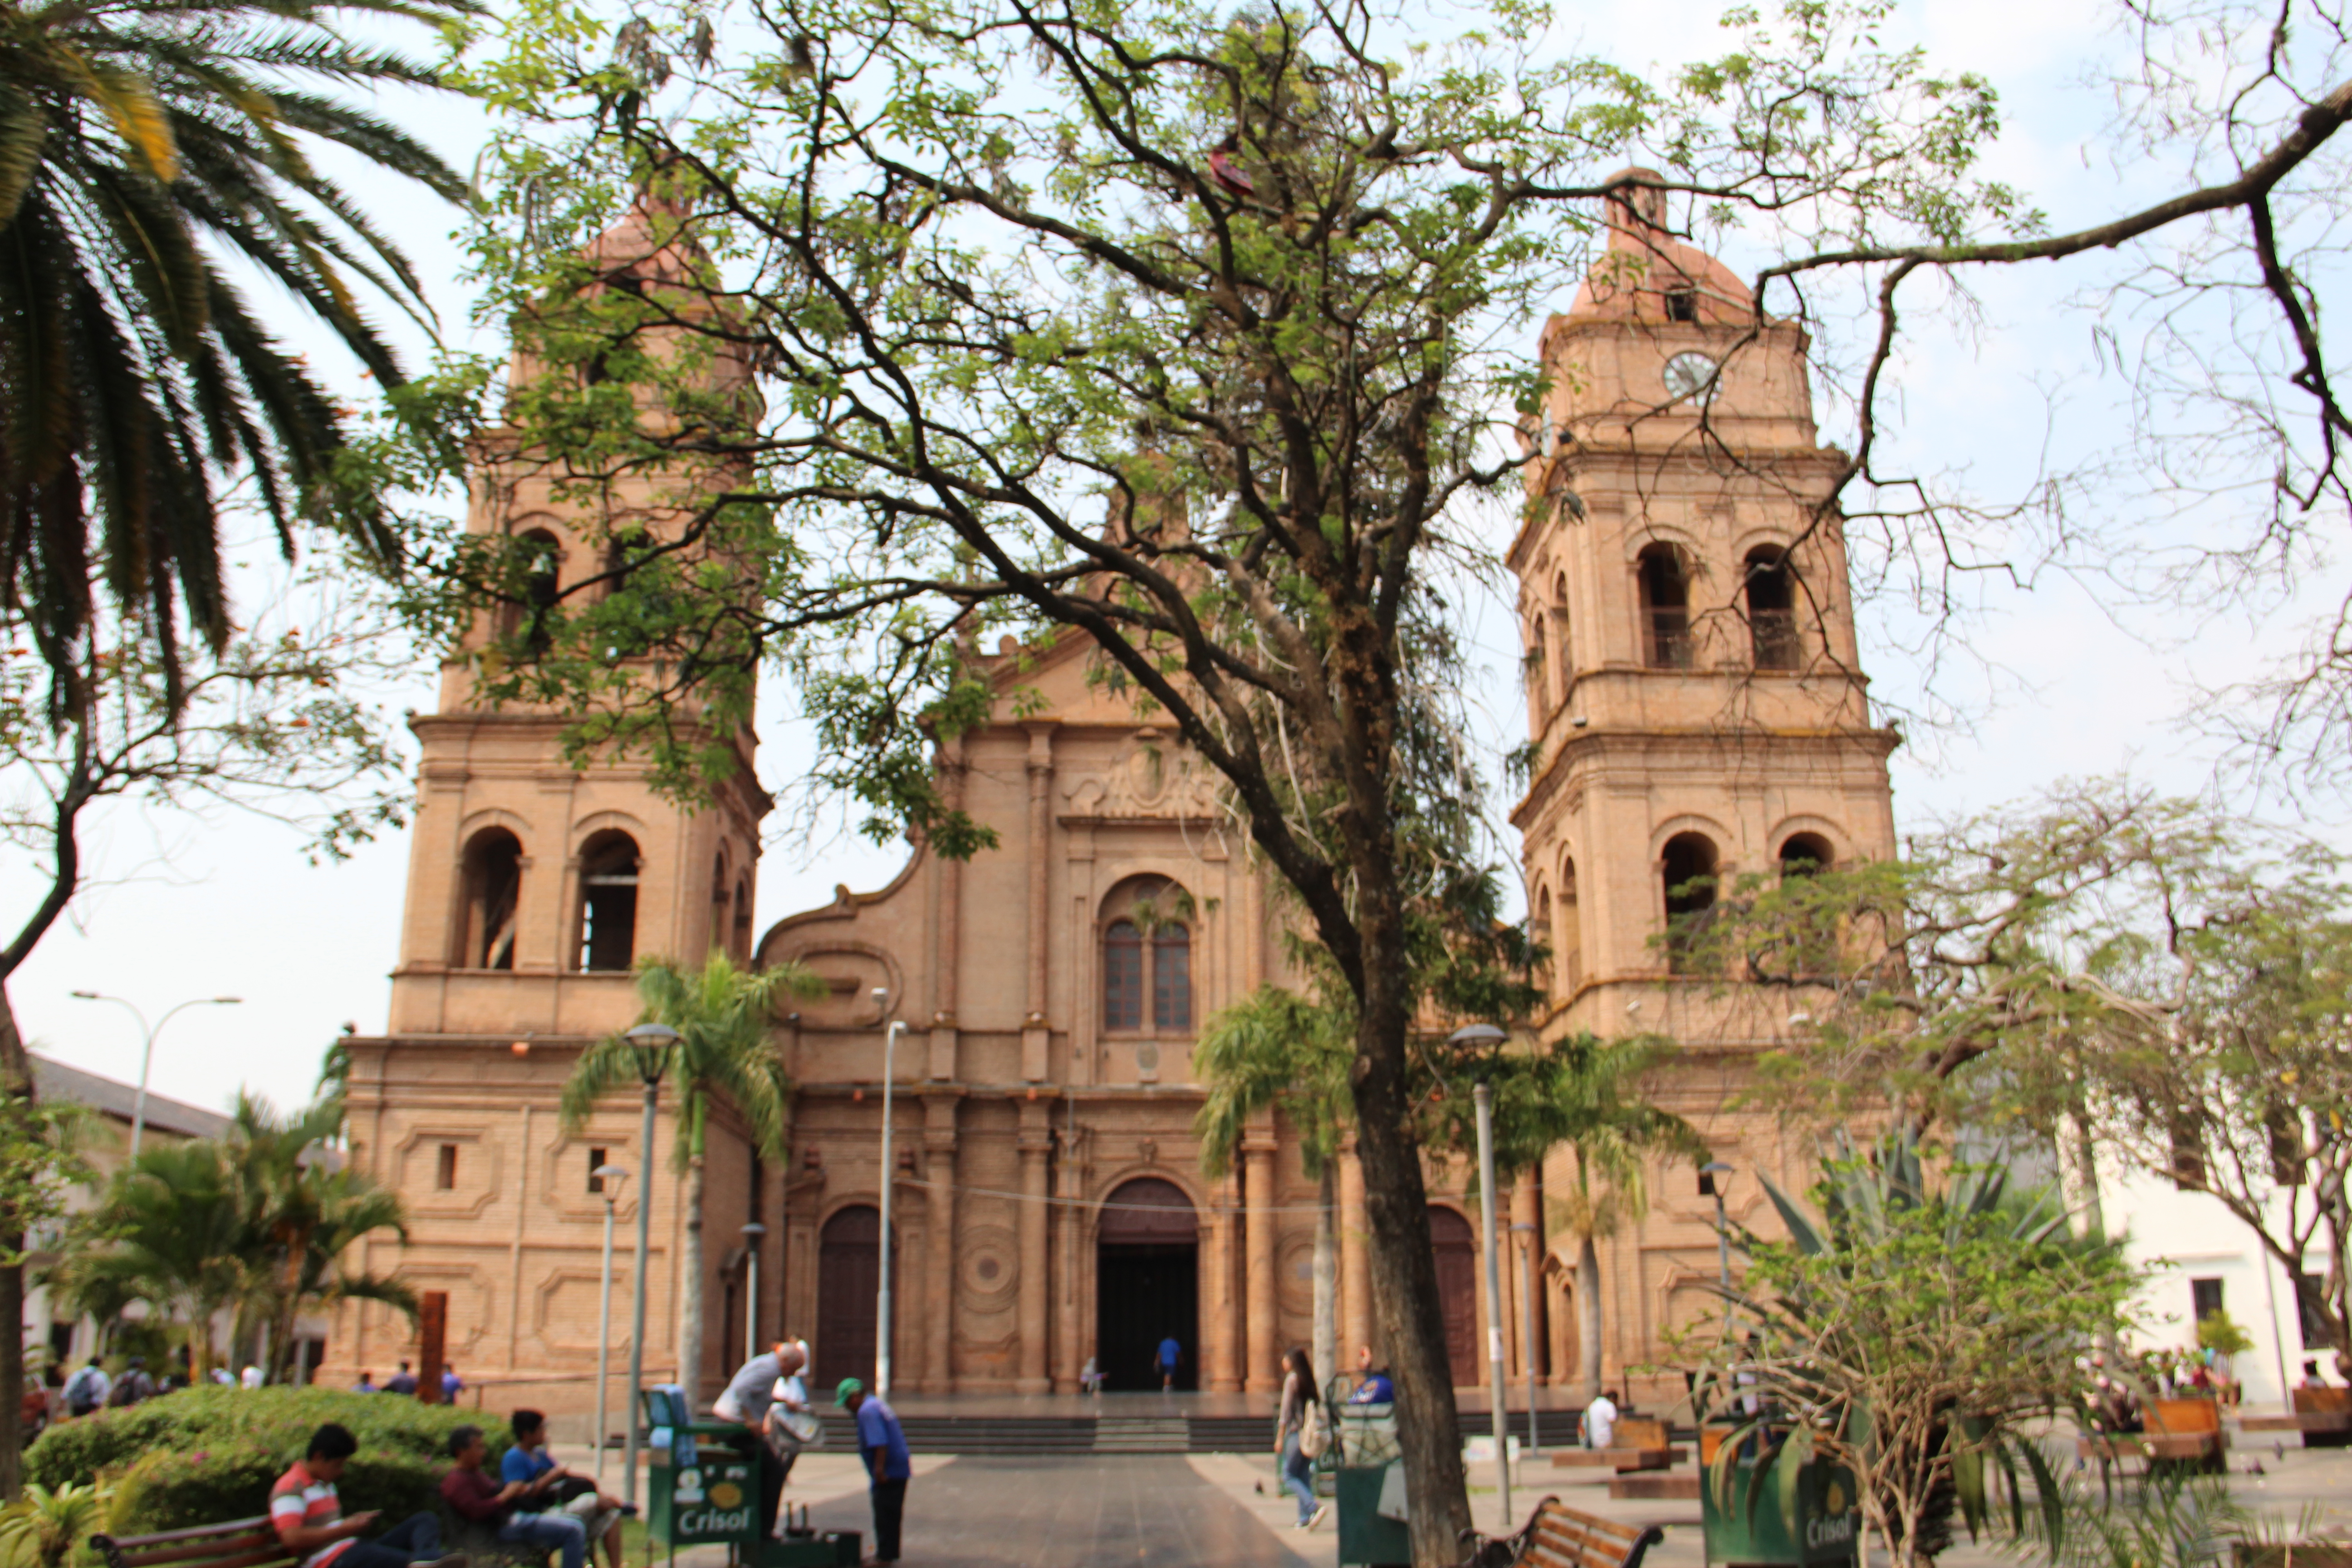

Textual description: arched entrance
[1095,1177,1198,1390]
[1429,1205,1479,1386]
[815,1205,896,1388]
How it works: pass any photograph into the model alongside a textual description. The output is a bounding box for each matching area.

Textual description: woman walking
[1275,1348,1329,1531]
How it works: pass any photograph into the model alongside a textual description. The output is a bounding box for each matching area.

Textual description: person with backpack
[62,1357,108,1417]
[106,1357,155,1408]
[1274,1347,1329,1532]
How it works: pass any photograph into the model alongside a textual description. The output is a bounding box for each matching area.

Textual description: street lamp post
[1514,1207,1541,1456]
[740,1222,768,1363]
[69,991,242,1161]
[872,989,902,1397]
[592,1163,630,1484]
[1450,1022,1512,1530]
[620,1022,679,1510]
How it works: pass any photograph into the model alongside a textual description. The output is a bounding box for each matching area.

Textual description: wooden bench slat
[1499,1495,1665,1568]
[115,1535,280,1567]
[98,1520,276,1549]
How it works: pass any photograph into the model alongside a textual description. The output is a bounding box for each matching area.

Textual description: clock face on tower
[1662,351,1718,402]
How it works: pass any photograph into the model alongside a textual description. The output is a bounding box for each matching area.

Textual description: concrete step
[1095,1416,1191,1453]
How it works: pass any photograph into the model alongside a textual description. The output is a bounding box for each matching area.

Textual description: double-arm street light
[619,1022,679,1509]
[69,991,242,1161]
[591,1162,630,1485]
[1449,1020,1513,1531]
[872,988,902,1398]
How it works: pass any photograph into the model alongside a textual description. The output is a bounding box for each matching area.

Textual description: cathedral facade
[318,178,1896,1418]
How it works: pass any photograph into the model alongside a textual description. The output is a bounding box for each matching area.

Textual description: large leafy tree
[561,954,822,1404]
[442,0,2352,1548]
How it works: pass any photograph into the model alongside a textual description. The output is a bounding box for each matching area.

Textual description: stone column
[1202,1172,1241,1392]
[1022,725,1055,1081]
[1052,1117,1087,1391]
[1017,1107,1053,1392]
[1338,1138,1371,1362]
[1512,1167,1543,1383]
[930,739,963,1081]
[1243,1135,1278,1394]
[923,1096,960,1392]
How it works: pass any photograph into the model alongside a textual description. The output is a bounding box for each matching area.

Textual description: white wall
[2100,1165,2326,1412]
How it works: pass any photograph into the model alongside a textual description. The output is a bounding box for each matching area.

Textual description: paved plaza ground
[557,1433,2352,1568]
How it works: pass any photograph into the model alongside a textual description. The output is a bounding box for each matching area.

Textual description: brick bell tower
[318,198,774,1402]
[1508,171,1900,1395]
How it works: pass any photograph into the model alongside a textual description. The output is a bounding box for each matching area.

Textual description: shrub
[103,1441,449,1538]
[28,1388,495,1494]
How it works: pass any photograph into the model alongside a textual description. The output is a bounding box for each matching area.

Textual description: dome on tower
[1556,167,1755,330]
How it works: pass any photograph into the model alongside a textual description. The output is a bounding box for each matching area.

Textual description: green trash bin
[639,1390,759,1558]
[1335,1463,1411,1568]
[1699,1450,1860,1568]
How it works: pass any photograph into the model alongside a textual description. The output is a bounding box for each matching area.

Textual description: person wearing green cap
[834,1379,909,1564]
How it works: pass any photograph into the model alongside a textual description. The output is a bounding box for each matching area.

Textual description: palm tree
[1195,985,1354,1386]
[54,1141,246,1380]
[1529,1035,1705,1400]
[222,1093,415,1383]
[562,953,823,1405]
[0,0,478,716]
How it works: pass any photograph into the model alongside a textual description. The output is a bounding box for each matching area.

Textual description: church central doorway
[815,1205,896,1388]
[1094,1177,1198,1391]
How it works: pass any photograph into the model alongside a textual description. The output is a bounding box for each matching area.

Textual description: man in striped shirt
[270,1424,468,1568]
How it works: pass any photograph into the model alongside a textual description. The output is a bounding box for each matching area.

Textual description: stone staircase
[1094,1415,1191,1454]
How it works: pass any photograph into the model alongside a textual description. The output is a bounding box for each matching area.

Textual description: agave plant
[0,1481,111,1568]
[1690,1130,2137,1568]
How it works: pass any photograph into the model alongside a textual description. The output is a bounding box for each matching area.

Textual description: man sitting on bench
[443,1426,597,1568]
[271,1424,467,1568]
[500,1411,628,1568]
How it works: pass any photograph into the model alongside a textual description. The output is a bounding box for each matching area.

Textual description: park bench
[1548,1417,1685,1475]
[94,1517,295,1568]
[1470,1495,1666,1568]
[2240,1388,2352,1448]
[2078,1396,2228,1472]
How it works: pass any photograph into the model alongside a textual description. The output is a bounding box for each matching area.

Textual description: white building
[2098,1161,2333,1413]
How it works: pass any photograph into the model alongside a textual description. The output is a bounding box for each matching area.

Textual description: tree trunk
[0,984,31,1499]
[1313,1161,1337,1396]
[682,1151,706,1408]
[1576,1234,1603,1402]
[1348,961,1471,1565]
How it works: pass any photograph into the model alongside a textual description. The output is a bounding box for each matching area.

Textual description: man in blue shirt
[500,1409,629,1568]
[1346,1345,1394,1405]
[835,1379,910,1563]
[1156,1336,1181,1391]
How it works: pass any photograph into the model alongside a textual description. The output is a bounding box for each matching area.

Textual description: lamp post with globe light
[592,1162,630,1483]
[740,1221,767,1362]
[619,1022,678,1508]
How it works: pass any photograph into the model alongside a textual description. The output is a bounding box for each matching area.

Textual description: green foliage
[2194,1311,2254,1360]
[1690,1135,2138,1568]
[2000,1465,2254,1568]
[559,952,823,1169]
[45,1099,413,1384]
[0,1093,87,1268]
[1421,1031,1702,1198]
[0,0,478,720]
[1194,985,1352,1181]
[25,1387,493,1497]
[104,1442,447,1539]
[0,1480,110,1568]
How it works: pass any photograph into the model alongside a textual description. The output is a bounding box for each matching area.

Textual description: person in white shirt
[763,1339,815,1539]
[1581,1390,1619,1450]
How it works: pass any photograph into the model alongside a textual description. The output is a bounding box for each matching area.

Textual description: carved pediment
[1063,728,1223,821]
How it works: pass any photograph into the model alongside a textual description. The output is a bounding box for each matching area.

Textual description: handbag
[1299,1398,1331,1460]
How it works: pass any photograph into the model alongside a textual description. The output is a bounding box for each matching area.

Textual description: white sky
[8,0,2345,1117]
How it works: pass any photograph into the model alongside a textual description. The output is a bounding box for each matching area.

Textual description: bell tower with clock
[1509,172,1901,1392]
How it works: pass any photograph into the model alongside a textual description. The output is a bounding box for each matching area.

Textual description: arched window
[1534,888,1555,994]
[711,850,731,949]
[1637,544,1691,669]
[1549,572,1573,705]
[1778,833,1834,877]
[578,830,642,971]
[457,828,523,971]
[500,529,563,652]
[1661,832,1718,974]
[1525,616,1550,733]
[733,877,753,959]
[1101,877,1195,1034]
[1152,924,1192,1031]
[1745,548,1799,670]
[1559,858,1585,993]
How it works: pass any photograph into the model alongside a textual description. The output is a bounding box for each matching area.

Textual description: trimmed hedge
[24,1388,508,1537]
